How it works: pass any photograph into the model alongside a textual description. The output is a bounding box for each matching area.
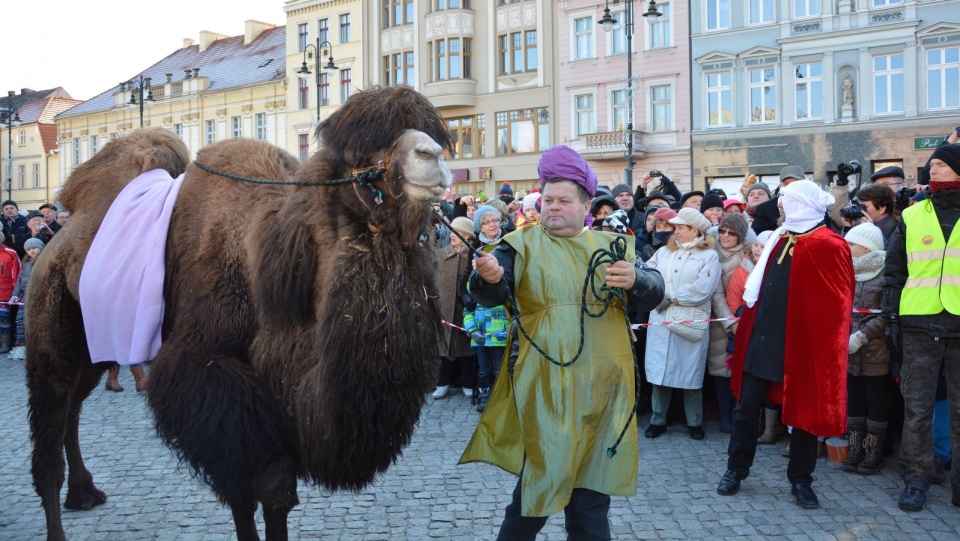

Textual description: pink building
[556,0,691,193]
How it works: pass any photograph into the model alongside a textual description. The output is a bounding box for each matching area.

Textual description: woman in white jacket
[644,208,721,440]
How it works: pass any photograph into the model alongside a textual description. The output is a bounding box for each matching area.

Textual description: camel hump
[60,128,190,214]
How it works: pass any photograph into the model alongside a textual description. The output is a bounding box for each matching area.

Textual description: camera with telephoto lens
[839,200,866,221]
[895,186,917,210]
[836,160,863,186]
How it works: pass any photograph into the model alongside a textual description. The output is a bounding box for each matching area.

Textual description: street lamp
[122,75,154,128]
[1,106,21,201]
[599,0,661,186]
[298,38,337,148]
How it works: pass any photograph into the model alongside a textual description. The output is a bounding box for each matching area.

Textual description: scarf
[479,230,502,245]
[853,250,886,282]
[676,235,703,251]
[743,181,834,307]
[930,180,960,193]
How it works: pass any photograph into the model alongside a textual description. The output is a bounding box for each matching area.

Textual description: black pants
[727,371,818,485]
[847,373,889,422]
[497,476,611,541]
[437,355,475,388]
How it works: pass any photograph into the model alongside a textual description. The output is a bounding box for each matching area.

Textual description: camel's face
[391,129,451,201]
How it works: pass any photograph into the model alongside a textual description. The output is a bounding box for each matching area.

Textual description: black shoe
[898,486,925,512]
[689,426,705,440]
[644,424,667,439]
[791,483,820,509]
[717,469,744,496]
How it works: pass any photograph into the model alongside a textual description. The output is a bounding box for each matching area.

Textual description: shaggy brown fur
[28,86,453,541]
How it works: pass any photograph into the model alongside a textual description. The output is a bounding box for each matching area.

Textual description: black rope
[437,214,641,457]
[193,160,388,202]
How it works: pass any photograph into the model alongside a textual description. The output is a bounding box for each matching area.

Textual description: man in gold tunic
[459,145,665,540]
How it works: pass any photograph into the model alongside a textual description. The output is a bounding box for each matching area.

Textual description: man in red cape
[716,173,854,509]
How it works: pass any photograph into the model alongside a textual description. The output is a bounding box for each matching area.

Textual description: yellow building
[1,88,80,209]
[56,20,287,185]
[284,0,365,161]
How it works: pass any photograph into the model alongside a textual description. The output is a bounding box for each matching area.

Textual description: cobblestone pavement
[2,357,959,540]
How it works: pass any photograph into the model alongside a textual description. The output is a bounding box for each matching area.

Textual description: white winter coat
[644,235,721,389]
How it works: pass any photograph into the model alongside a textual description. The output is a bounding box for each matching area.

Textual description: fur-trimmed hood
[664,233,716,252]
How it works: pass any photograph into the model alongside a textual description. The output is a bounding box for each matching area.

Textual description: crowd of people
[434,136,960,535]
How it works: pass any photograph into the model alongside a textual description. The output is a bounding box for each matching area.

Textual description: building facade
[1,88,80,208]
[690,0,960,195]
[57,21,287,182]
[557,0,692,192]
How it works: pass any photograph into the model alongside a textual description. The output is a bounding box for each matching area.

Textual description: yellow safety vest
[900,200,960,315]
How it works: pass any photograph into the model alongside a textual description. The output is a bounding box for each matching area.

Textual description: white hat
[668,207,711,234]
[756,230,774,247]
[845,223,884,253]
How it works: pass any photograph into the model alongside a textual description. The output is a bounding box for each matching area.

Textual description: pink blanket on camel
[79,168,185,366]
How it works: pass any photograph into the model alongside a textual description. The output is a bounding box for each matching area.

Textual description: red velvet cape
[731,226,854,437]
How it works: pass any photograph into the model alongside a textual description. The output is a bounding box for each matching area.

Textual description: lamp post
[1,106,21,201]
[599,0,661,186]
[298,38,337,149]
[122,75,154,128]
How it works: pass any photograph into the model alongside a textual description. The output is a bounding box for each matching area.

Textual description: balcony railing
[584,130,643,150]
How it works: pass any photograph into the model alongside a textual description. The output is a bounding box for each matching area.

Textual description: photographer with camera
[838,184,897,247]
[13,211,53,257]
[636,170,683,209]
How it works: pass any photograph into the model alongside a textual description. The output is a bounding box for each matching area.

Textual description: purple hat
[537,145,598,198]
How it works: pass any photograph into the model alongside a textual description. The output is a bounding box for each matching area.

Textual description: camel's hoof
[63,485,107,510]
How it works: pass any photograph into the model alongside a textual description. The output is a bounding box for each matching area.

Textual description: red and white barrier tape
[0,301,23,307]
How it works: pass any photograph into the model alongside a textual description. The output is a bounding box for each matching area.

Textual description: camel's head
[385,129,451,201]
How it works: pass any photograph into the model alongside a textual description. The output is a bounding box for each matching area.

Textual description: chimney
[198,30,229,52]
[184,69,193,80]
[244,20,276,46]
[20,88,35,95]
[183,38,195,48]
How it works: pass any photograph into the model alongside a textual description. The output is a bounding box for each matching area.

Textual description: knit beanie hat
[680,191,705,207]
[668,207,711,234]
[930,143,960,177]
[653,207,678,222]
[746,183,772,199]
[1,200,17,210]
[499,183,513,196]
[601,209,632,235]
[723,198,745,211]
[590,194,617,216]
[699,193,724,213]
[449,217,476,239]
[845,223,884,253]
[611,183,632,198]
[472,205,501,233]
[522,192,541,211]
[756,230,774,247]
[24,238,45,252]
[718,213,749,243]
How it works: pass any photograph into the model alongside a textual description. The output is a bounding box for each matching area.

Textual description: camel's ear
[253,213,318,325]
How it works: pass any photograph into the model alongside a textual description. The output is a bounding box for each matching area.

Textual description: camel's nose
[414,141,442,160]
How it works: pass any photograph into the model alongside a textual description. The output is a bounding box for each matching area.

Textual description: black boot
[713,376,733,433]
[857,420,888,475]
[476,387,489,413]
[842,416,866,472]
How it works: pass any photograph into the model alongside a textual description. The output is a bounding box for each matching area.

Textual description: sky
[4,1,287,102]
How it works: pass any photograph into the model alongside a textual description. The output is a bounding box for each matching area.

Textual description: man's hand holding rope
[604,261,637,291]
[474,250,505,284]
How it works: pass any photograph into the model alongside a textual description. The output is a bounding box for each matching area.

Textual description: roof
[5,96,83,153]
[59,26,287,119]
[0,88,71,115]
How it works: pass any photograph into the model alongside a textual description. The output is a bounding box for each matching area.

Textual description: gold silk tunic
[458,225,639,517]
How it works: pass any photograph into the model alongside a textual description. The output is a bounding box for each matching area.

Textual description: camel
[27,86,453,541]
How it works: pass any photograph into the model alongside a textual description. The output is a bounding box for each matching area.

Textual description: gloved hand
[884,315,902,358]
[655,293,672,313]
[848,331,868,354]
[461,293,477,311]
[470,331,485,344]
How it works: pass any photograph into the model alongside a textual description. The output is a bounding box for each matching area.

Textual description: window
[319,73,330,106]
[749,67,777,123]
[299,77,310,110]
[927,46,959,110]
[298,134,310,162]
[432,38,472,81]
[609,11,626,55]
[173,123,183,138]
[384,52,415,86]
[707,71,732,126]
[573,16,594,60]
[610,89,627,132]
[651,85,673,131]
[872,0,902,6]
[706,0,730,31]
[255,113,266,140]
[73,138,81,165]
[650,3,672,48]
[17,165,25,189]
[90,135,99,156]
[231,116,242,139]
[573,94,595,137]
[437,0,468,9]
[384,0,414,27]
[340,70,352,102]
[750,0,773,24]
[446,115,485,160]
[32,163,40,188]
[874,53,904,114]
[205,119,216,145]
[339,13,351,44]
[795,0,820,18]
[499,32,536,74]
[18,130,25,146]
[495,107,550,155]
[298,23,308,52]
[318,19,329,45]
[110,132,118,141]
[795,62,823,120]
